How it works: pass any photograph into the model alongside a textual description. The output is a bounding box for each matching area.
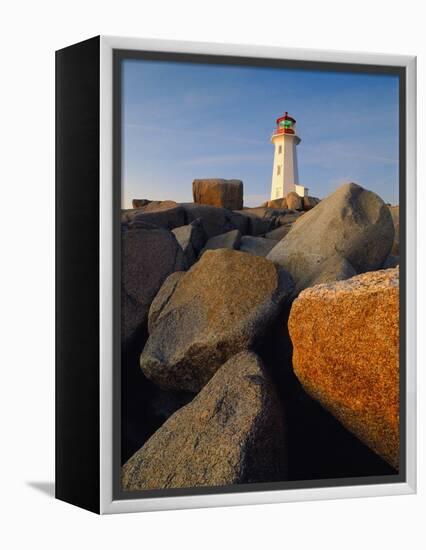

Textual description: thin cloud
[302,141,397,167]
[125,122,265,146]
[181,153,271,167]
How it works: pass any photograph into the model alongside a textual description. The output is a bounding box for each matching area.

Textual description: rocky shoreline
[121,179,400,490]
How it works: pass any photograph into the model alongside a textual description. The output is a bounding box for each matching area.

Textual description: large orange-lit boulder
[288,268,399,469]
[286,191,303,210]
[266,197,288,209]
[302,196,320,211]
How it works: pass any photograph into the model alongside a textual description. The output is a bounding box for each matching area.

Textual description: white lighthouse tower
[270,112,308,200]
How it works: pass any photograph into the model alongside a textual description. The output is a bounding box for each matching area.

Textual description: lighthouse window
[279,119,293,129]
[277,165,281,176]
[278,145,282,154]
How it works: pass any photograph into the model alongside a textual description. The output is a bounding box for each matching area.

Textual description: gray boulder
[239,236,278,257]
[172,219,207,266]
[122,351,286,490]
[140,249,294,392]
[288,254,357,296]
[307,255,357,288]
[237,207,290,220]
[193,178,243,210]
[235,207,304,237]
[124,219,158,231]
[121,208,143,223]
[267,183,394,293]
[201,229,241,254]
[250,217,275,236]
[264,225,292,241]
[265,251,357,296]
[122,227,186,344]
[236,207,272,219]
[236,210,275,236]
[148,271,186,333]
[181,203,249,238]
[274,211,304,226]
[263,211,304,241]
[131,201,186,230]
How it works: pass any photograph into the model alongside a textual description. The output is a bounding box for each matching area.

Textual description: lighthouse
[270,112,308,200]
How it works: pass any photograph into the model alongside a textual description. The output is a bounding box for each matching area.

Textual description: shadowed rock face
[267,183,394,294]
[388,205,399,255]
[264,225,292,241]
[383,255,399,269]
[239,213,275,236]
[140,249,294,392]
[289,268,400,469]
[121,226,186,344]
[201,229,242,254]
[121,208,145,223]
[172,219,207,267]
[234,208,304,237]
[148,271,186,334]
[302,255,356,288]
[239,236,278,257]
[273,252,357,297]
[122,351,286,490]
[130,201,186,231]
[193,179,243,210]
[181,203,249,238]
[235,207,292,219]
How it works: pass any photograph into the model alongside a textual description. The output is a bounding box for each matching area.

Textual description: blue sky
[122,59,399,208]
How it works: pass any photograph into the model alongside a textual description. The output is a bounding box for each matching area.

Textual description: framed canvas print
[55,36,417,514]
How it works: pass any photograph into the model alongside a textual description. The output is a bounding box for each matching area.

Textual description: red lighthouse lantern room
[274,112,296,135]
